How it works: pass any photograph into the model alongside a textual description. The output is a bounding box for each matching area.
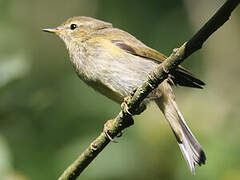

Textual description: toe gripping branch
[104,96,135,143]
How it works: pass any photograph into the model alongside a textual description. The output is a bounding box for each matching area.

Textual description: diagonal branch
[57,0,239,179]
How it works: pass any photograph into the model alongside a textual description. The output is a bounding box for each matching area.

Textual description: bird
[43,16,206,174]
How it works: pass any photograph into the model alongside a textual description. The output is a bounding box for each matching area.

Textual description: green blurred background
[0,0,239,179]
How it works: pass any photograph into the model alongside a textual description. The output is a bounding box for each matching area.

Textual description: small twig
[57,0,239,179]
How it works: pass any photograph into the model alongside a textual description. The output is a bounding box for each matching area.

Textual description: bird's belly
[73,51,159,103]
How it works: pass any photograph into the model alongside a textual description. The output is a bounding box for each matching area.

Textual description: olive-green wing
[108,30,205,88]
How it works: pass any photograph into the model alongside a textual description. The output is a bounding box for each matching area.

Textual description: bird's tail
[155,96,206,174]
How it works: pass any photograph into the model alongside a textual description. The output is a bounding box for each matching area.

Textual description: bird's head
[42,16,112,45]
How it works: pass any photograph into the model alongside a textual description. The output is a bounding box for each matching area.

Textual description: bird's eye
[70,24,77,30]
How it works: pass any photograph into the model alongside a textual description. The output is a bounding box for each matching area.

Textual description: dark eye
[70,24,77,30]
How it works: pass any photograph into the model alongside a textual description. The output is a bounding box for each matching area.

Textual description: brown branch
[57,0,239,179]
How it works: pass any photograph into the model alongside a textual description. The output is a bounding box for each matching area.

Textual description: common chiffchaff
[43,16,206,173]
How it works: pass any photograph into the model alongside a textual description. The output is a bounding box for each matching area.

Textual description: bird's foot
[104,119,118,143]
[121,96,132,115]
[121,96,146,115]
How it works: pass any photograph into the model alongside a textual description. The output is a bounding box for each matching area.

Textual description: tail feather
[172,100,206,166]
[171,68,205,89]
[156,98,206,174]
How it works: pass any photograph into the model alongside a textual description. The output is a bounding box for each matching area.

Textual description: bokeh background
[0,0,240,179]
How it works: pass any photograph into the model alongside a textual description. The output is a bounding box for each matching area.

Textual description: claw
[121,96,132,116]
[105,131,118,143]
[122,96,146,115]
[104,120,118,143]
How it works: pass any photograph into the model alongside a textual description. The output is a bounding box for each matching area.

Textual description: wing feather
[101,28,205,88]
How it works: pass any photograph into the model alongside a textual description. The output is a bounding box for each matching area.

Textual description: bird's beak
[42,28,61,34]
